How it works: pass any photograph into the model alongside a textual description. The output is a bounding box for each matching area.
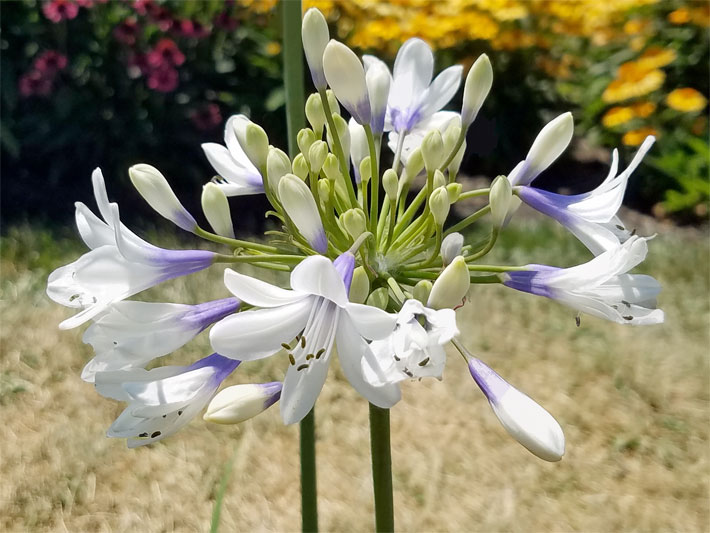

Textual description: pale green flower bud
[428,256,470,310]
[297,128,317,159]
[349,266,370,304]
[201,182,234,238]
[365,60,391,134]
[278,174,327,253]
[326,89,340,116]
[446,183,462,203]
[302,8,330,90]
[322,40,371,126]
[129,164,196,232]
[441,232,463,266]
[308,140,329,174]
[367,287,389,310]
[348,118,368,176]
[404,148,424,184]
[204,382,282,424]
[490,175,513,229]
[421,130,444,173]
[292,153,310,181]
[266,146,291,195]
[430,187,450,226]
[341,208,367,240]
[461,54,493,127]
[359,156,372,185]
[317,179,331,208]
[443,118,462,154]
[413,280,433,305]
[240,122,269,170]
[433,169,446,190]
[448,139,466,179]
[327,114,350,163]
[322,153,340,182]
[382,169,399,199]
[305,93,326,136]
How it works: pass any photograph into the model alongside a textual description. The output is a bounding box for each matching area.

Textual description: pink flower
[132,0,159,17]
[34,50,68,74]
[19,70,53,97]
[147,65,179,92]
[114,17,140,45]
[42,0,79,23]
[175,19,210,39]
[214,11,239,32]
[150,6,174,31]
[189,103,222,131]
[147,38,185,68]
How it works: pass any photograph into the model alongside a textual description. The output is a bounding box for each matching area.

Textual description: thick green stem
[300,408,318,533]
[369,404,394,533]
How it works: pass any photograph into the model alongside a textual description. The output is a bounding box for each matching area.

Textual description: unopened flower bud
[433,169,446,190]
[322,153,340,182]
[129,164,196,232]
[305,93,326,136]
[341,208,367,240]
[237,122,269,170]
[490,175,513,229]
[297,128,317,158]
[441,233,463,266]
[413,280,433,305]
[204,382,282,424]
[467,357,565,462]
[428,256,470,309]
[278,174,327,254]
[448,139,466,179]
[292,153,309,181]
[359,156,372,185]
[382,169,399,199]
[443,119,462,154]
[364,58,391,134]
[421,130,445,173]
[322,40,371,125]
[367,287,389,310]
[302,8,329,90]
[326,89,340,116]
[404,148,425,182]
[430,187,450,226]
[266,146,291,195]
[446,183,462,203]
[201,182,234,238]
[348,118,368,181]
[317,179,331,208]
[309,140,329,174]
[461,54,493,128]
[349,266,370,304]
[509,112,573,186]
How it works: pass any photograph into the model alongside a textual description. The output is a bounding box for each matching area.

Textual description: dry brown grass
[1,221,708,532]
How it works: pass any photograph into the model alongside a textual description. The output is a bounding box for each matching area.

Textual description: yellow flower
[668,8,690,24]
[631,100,656,118]
[622,127,658,146]
[603,69,665,103]
[623,18,650,35]
[636,46,677,70]
[690,5,710,27]
[602,106,634,128]
[264,41,281,56]
[666,88,708,113]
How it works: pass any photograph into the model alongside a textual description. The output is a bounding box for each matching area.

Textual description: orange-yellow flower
[636,46,677,70]
[602,106,634,128]
[668,8,690,24]
[264,41,281,56]
[622,127,658,146]
[666,88,708,113]
[603,69,665,103]
[631,101,656,118]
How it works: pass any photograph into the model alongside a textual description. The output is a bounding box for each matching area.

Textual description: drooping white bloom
[209,253,401,425]
[96,353,239,448]
[387,111,459,165]
[507,112,574,187]
[204,382,282,424]
[301,8,330,90]
[46,169,215,330]
[278,174,328,254]
[129,164,197,232]
[366,39,462,134]
[502,236,664,325]
[81,298,240,382]
[322,40,371,126]
[516,136,656,255]
[467,356,565,462]
[201,115,265,197]
[365,299,459,385]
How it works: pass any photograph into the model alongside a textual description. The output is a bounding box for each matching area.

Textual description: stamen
[622,315,633,321]
[297,363,309,371]
[177,410,183,416]
[300,336,307,349]
[393,355,401,361]
[403,368,414,377]
[575,315,581,327]
[289,353,296,365]
[138,432,148,438]
[151,431,161,438]
[315,348,325,359]
[418,357,430,366]
[306,353,314,360]
[281,342,292,351]
[615,224,625,231]
[621,300,631,307]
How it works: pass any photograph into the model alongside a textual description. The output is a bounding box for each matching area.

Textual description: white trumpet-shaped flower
[209,253,401,425]
[365,39,462,134]
[467,356,565,462]
[201,115,265,197]
[81,298,240,382]
[46,169,215,330]
[502,236,664,325]
[516,136,656,255]
[365,299,459,385]
[95,353,240,448]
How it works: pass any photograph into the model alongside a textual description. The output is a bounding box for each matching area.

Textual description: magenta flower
[190,103,222,131]
[147,38,185,68]
[175,19,210,39]
[18,70,53,98]
[147,65,179,92]
[34,50,68,74]
[113,17,140,46]
[214,11,239,32]
[42,0,79,23]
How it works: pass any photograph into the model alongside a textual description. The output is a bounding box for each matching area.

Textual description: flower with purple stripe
[209,253,401,425]
[95,353,240,448]
[204,381,283,424]
[81,297,241,382]
[502,236,664,325]
[46,169,216,330]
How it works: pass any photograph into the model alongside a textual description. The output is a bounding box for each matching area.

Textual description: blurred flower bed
[2,0,708,225]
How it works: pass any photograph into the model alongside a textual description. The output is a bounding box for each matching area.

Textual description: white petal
[280,344,331,425]
[75,202,113,249]
[391,38,433,110]
[290,256,348,307]
[95,366,185,401]
[418,65,463,119]
[202,143,263,191]
[124,366,215,406]
[344,302,397,340]
[223,268,307,307]
[209,299,313,360]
